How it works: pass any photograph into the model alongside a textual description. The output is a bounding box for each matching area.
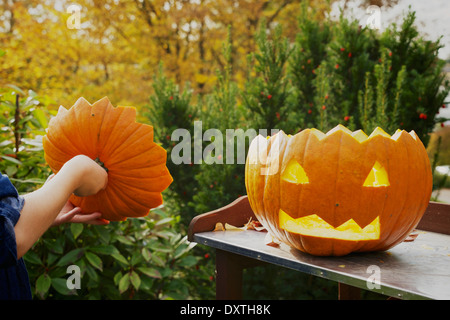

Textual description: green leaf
[89,245,119,255]
[178,255,199,268]
[32,108,48,128]
[1,155,22,165]
[6,84,25,95]
[23,250,43,265]
[70,223,83,240]
[130,271,141,291]
[85,264,99,282]
[51,278,76,296]
[85,252,103,271]
[56,248,84,266]
[118,273,130,293]
[35,274,51,297]
[155,217,174,226]
[141,247,151,262]
[137,267,162,279]
[5,166,17,177]
[111,252,129,265]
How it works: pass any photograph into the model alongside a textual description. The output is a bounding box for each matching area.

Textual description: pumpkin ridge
[91,98,112,156]
[109,171,172,188]
[105,132,156,167]
[96,105,126,156]
[107,147,165,171]
[102,122,142,156]
[73,97,100,156]
[105,116,149,153]
[46,117,84,157]
[367,139,409,252]
[100,108,141,157]
[294,130,311,252]
[105,181,152,216]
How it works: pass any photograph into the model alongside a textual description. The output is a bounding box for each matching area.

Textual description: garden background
[1,0,449,299]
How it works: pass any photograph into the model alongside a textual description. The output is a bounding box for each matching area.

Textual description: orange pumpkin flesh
[245,125,432,256]
[43,97,173,221]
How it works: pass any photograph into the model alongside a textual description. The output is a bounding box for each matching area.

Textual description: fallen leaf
[404,231,419,242]
[264,233,280,247]
[212,218,267,232]
[214,222,224,231]
[224,223,246,231]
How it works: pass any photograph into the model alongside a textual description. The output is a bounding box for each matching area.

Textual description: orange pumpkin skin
[245,125,432,256]
[42,97,173,221]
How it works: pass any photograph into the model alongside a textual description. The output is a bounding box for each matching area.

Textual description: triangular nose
[363,161,390,187]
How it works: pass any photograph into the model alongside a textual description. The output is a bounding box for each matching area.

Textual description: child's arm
[14,155,108,259]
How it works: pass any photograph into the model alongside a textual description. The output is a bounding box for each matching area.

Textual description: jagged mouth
[279,209,380,241]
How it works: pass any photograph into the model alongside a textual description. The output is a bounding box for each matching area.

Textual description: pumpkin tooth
[368,127,391,139]
[351,129,369,143]
[409,130,419,140]
[310,128,326,140]
[279,210,380,240]
[391,129,403,141]
[326,124,353,136]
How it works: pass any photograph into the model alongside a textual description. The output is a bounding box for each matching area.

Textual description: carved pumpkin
[245,125,432,256]
[42,97,173,221]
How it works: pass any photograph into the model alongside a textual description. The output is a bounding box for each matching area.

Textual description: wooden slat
[417,201,450,235]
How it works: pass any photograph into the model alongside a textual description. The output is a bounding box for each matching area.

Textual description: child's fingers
[70,211,109,225]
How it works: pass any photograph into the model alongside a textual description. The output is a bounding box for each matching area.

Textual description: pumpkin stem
[94,157,108,173]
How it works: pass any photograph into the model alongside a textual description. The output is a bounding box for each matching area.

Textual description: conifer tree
[191,28,247,214]
[146,65,199,221]
[242,21,294,133]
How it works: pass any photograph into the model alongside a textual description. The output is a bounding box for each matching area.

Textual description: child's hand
[62,155,108,197]
[44,172,109,226]
[51,200,109,226]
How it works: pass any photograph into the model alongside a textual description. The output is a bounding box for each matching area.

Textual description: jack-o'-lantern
[245,125,432,256]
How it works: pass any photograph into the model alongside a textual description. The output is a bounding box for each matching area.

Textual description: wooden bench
[188,196,450,300]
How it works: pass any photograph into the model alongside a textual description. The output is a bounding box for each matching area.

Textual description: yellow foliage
[0,0,331,109]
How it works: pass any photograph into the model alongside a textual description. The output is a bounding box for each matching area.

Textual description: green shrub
[25,207,214,299]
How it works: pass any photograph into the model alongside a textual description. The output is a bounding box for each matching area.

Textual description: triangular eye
[281,159,309,184]
[363,161,390,187]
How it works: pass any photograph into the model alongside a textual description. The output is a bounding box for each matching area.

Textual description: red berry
[308,109,312,114]
[335,64,339,69]
[344,116,350,121]
[348,52,352,58]
[322,105,326,110]
[267,95,272,99]
[340,48,345,52]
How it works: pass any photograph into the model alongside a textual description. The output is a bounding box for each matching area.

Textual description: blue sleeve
[0,174,25,268]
